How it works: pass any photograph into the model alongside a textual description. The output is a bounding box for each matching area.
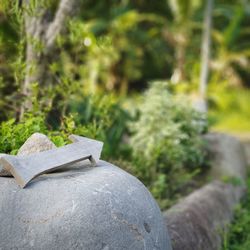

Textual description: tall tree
[198,0,214,112]
[168,0,201,84]
[21,0,78,117]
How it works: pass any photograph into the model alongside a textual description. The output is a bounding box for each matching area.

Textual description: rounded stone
[0,153,10,176]
[17,132,56,156]
[0,161,171,250]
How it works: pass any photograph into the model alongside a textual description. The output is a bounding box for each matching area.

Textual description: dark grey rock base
[0,161,171,250]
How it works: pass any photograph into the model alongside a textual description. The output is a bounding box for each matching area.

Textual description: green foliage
[212,2,250,86]
[0,94,130,160]
[222,177,250,250]
[209,83,250,132]
[168,0,201,24]
[0,113,48,154]
[0,0,249,121]
[69,93,130,159]
[129,81,208,208]
[63,9,167,94]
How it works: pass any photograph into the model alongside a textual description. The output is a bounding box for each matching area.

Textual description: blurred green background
[0,0,249,132]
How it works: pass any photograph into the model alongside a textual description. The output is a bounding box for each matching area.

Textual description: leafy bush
[69,93,131,159]
[0,112,74,154]
[222,177,250,250]
[0,113,49,154]
[129,81,208,208]
[0,94,130,159]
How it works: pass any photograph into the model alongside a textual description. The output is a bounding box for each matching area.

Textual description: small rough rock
[0,133,56,176]
[17,132,56,156]
[0,154,10,176]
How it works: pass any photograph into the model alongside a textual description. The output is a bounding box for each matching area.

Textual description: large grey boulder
[0,160,171,250]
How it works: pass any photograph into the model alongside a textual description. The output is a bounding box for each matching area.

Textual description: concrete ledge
[164,181,244,250]
[164,133,248,250]
[204,132,247,181]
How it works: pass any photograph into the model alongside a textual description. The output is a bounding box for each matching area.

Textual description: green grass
[210,113,250,133]
[208,86,250,133]
[222,176,250,250]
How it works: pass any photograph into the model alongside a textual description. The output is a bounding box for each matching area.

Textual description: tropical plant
[212,1,250,86]
[222,177,250,250]
[129,81,208,207]
[168,0,202,83]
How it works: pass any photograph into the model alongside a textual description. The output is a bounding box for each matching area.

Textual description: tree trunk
[171,37,186,84]
[20,0,78,118]
[198,0,214,112]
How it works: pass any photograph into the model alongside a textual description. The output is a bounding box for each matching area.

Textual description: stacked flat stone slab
[0,153,9,176]
[0,133,172,250]
[0,133,56,177]
[164,133,247,250]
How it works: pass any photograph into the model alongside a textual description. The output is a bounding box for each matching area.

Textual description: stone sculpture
[0,133,172,250]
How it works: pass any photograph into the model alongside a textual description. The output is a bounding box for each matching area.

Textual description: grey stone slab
[0,139,103,188]
[69,134,103,162]
[0,133,56,177]
[0,161,171,250]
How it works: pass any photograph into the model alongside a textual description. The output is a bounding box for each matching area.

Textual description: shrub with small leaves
[0,93,130,160]
[129,81,208,208]
[0,113,48,154]
[222,176,250,250]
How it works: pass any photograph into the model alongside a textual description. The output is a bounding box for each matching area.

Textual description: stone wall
[164,133,248,250]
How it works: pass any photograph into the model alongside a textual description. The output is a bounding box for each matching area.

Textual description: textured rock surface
[239,135,250,166]
[17,132,56,156]
[0,153,9,176]
[0,161,171,250]
[244,141,250,166]
[204,132,247,180]
[164,132,247,250]
[0,133,56,177]
[164,181,244,250]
